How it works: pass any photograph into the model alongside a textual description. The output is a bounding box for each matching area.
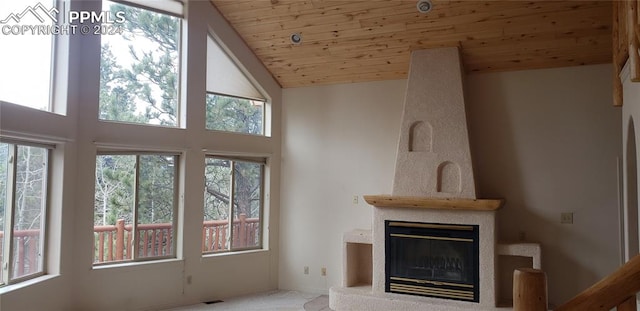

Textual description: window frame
[0,0,58,113]
[110,0,184,17]
[205,32,270,137]
[203,154,266,255]
[0,140,52,286]
[97,0,184,128]
[93,151,180,266]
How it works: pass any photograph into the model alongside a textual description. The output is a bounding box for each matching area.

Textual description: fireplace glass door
[385,221,479,302]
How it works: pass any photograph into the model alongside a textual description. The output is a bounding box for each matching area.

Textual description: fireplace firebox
[385,220,480,302]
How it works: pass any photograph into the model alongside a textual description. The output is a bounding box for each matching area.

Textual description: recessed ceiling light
[290,33,302,45]
[417,0,432,13]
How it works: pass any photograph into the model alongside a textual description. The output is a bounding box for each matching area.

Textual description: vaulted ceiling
[210,0,612,88]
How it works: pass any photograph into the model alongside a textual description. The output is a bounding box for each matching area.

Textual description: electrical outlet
[560,212,574,224]
[321,267,327,276]
[304,266,309,275]
[352,195,359,204]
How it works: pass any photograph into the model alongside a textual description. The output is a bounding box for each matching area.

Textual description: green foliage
[233,161,262,218]
[0,144,48,231]
[203,158,262,221]
[99,3,180,126]
[95,155,135,226]
[99,45,144,124]
[14,146,47,231]
[204,158,231,221]
[94,155,176,226]
[137,155,175,224]
[206,94,264,135]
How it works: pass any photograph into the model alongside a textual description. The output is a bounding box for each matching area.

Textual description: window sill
[92,258,184,272]
[0,274,60,295]
[202,248,269,259]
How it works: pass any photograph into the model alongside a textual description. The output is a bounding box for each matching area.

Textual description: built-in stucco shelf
[363,195,504,211]
[343,230,372,288]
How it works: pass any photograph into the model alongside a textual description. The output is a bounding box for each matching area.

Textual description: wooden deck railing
[514,254,640,311]
[201,214,260,252]
[0,229,41,279]
[1,215,260,271]
[93,220,176,262]
[93,214,259,263]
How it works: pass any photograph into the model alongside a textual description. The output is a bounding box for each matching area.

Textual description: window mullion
[262,103,266,135]
[36,149,50,275]
[132,155,140,260]
[258,164,265,249]
[172,156,178,257]
[3,145,18,284]
[227,161,235,251]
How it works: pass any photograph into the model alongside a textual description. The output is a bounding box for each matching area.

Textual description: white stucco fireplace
[329,47,540,310]
[329,197,503,311]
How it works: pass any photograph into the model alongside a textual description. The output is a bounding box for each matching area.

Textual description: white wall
[279,64,621,306]
[466,64,621,305]
[621,61,640,263]
[0,1,281,310]
[280,80,406,293]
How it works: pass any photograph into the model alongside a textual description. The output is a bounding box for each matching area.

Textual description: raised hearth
[330,201,502,311]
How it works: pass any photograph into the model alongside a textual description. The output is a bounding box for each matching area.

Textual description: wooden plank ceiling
[210,0,612,88]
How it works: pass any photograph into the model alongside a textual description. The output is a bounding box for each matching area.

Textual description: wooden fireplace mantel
[363,195,504,211]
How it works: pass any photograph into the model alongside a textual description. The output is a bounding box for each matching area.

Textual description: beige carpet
[162,290,332,311]
[303,295,330,311]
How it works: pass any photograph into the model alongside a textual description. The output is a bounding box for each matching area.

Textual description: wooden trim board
[363,195,504,211]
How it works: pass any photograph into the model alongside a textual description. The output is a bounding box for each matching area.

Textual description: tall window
[94,153,178,264]
[0,142,50,285]
[206,36,266,135]
[0,0,55,110]
[203,156,264,253]
[98,1,182,127]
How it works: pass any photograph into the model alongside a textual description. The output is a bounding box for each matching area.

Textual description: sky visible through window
[101,1,131,67]
[0,0,54,110]
[0,0,176,120]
